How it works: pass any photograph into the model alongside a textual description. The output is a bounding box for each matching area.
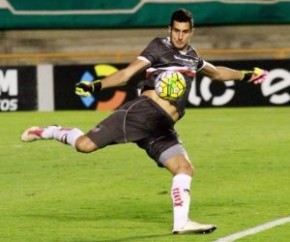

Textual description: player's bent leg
[162,154,193,232]
[21,125,99,153]
[161,152,216,234]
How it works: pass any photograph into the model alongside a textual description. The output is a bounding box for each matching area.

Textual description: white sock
[41,126,60,139]
[171,174,192,230]
[42,126,83,148]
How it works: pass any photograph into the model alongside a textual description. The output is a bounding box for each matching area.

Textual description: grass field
[1,107,290,242]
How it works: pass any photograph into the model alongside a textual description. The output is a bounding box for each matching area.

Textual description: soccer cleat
[21,126,45,142]
[20,125,61,142]
[173,220,217,234]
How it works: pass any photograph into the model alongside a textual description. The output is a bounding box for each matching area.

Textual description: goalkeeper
[21,9,268,235]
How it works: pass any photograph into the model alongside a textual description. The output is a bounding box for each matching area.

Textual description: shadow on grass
[22,214,174,242]
[80,233,172,242]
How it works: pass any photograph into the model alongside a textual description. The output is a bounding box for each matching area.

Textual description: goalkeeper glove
[75,80,102,97]
[241,67,268,84]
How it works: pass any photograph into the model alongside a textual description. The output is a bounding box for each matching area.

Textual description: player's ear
[189,27,195,37]
[168,25,172,34]
[191,27,195,34]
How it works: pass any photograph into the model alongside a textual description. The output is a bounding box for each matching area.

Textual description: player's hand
[242,67,268,84]
[75,81,94,96]
[75,80,102,97]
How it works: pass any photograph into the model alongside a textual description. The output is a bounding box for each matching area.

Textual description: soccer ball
[155,71,186,100]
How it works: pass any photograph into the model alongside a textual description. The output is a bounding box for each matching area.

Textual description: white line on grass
[214,216,290,242]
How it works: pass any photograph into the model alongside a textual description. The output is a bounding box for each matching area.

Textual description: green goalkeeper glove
[241,67,268,84]
[75,80,102,97]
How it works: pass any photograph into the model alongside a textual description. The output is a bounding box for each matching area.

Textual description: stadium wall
[1,25,290,66]
[1,60,290,112]
[1,0,290,29]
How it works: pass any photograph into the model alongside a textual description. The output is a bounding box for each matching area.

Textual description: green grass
[0,107,290,242]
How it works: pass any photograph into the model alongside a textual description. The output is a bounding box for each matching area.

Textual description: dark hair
[170,9,194,28]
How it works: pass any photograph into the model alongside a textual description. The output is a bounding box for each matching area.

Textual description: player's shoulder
[143,37,169,53]
[148,37,169,45]
[187,44,199,56]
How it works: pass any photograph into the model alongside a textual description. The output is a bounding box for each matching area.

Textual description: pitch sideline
[214,216,290,242]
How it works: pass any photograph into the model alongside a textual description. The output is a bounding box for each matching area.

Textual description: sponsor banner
[54,64,142,110]
[1,1,290,29]
[0,66,37,111]
[54,60,290,110]
[192,60,290,107]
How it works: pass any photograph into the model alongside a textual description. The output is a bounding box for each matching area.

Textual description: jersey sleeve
[137,38,160,65]
[197,57,206,71]
[187,46,206,72]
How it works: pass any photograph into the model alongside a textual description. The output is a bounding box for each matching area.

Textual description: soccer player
[21,9,267,234]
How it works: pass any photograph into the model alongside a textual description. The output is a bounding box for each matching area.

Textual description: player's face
[169,21,193,51]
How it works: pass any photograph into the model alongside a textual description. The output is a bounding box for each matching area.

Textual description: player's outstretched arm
[75,59,149,97]
[201,61,268,84]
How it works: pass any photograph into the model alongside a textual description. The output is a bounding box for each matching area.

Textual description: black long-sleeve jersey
[138,37,205,119]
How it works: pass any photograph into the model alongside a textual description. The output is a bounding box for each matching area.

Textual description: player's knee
[186,162,196,176]
[74,135,98,153]
[163,153,195,176]
[178,160,195,176]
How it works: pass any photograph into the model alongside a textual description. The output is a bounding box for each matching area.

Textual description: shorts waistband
[139,96,175,125]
